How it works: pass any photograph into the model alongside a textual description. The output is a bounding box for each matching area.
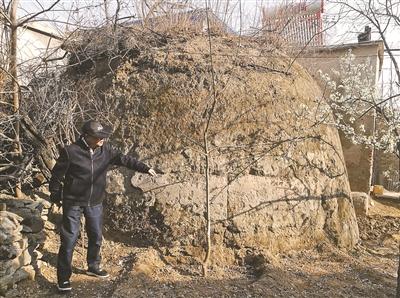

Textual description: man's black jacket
[49,137,150,206]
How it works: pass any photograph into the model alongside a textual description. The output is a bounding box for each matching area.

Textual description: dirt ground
[5,197,399,298]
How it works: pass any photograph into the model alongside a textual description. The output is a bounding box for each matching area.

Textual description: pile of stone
[0,194,53,295]
[351,192,372,217]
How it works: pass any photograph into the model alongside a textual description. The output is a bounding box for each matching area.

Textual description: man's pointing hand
[148,168,157,177]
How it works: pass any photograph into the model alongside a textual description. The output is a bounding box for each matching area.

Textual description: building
[16,22,64,80]
[0,17,64,84]
[298,40,385,193]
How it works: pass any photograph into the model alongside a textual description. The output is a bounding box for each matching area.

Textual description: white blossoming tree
[320,49,400,296]
[320,51,399,152]
[326,0,400,195]
[319,50,400,193]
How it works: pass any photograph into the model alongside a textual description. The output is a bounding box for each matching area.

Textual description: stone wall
[0,195,51,295]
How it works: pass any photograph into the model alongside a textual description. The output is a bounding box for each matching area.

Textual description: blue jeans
[57,203,103,282]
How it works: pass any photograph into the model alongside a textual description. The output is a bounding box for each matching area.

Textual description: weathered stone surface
[22,226,32,233]
[25,231,46,247]
[21,216,44,233]
[106,169,127,194]
[0,231,22,246]
[0,198,31,209]
[0,238,28,260]
[0,197,42,222]
[33,250,43,260]
[0,203,44,296]
[0,217,22,235]
[44,221,56,230]
[25,201,41,210]
[0,265,35,295]
[0,211,23,224]
[71,35,358,264]
[0,248,31,276]
[39,199,52,209]
[351,192,370,217]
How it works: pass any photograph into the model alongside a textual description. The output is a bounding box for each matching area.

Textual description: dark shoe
[87,268,109,278]
[57,280,72,292]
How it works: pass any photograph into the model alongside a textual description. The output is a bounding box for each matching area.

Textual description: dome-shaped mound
[63,31,359,264]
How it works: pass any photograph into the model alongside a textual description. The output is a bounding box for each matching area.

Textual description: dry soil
[6,197,399,298]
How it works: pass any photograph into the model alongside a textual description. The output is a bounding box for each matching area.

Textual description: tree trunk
[202,135,211,277]
[9,0,22,198]
[20,116,57,179]
[201,4,217,277]
[397,243,400,297]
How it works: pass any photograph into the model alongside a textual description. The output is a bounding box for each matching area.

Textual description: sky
[15,0,400,45]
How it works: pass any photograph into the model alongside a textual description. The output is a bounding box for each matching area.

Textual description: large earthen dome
[63,30,359,264]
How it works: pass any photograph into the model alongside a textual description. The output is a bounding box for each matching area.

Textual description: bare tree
[8,0,22,197]
[201,3,218,277]
[0,0,123,193]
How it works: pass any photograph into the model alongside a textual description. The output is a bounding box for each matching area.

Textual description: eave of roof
[305,40,385,73]
[308,40,384,52]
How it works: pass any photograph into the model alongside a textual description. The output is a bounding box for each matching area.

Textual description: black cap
[81,120,112,139]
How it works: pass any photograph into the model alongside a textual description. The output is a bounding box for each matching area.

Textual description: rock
[4,288,18,297]
[0,248,31,276]
[25,232,46,246]
[131,174,171,193]
[249,167,266,176]
[31,250,44,271]
[20,208,40,218]
[106,170,126,194]
[35,259,43,270]
[0,204,6,211]
[0,211,23,224]
[44,221,56,230]
[0,245,21,261]
[39,199,52,209]
[22,226,33,233]
[33,250,43,260]
[0,238,28,260]
[0,217,21,235]
[0,231,22,246]
[0,230,7,244]
[0,206,42,297]
[2,200,24,209]
[0,265,35,295]
[25,201,41,210]
[21,216,44,233]
[39,188,51,197]
[351,192,370,217]
[32,173,46,187]
[0,194,17,201]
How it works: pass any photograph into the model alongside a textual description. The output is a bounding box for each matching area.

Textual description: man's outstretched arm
[108,145,156,176]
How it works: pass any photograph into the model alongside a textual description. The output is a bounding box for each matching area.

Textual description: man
[49,120,156,292]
